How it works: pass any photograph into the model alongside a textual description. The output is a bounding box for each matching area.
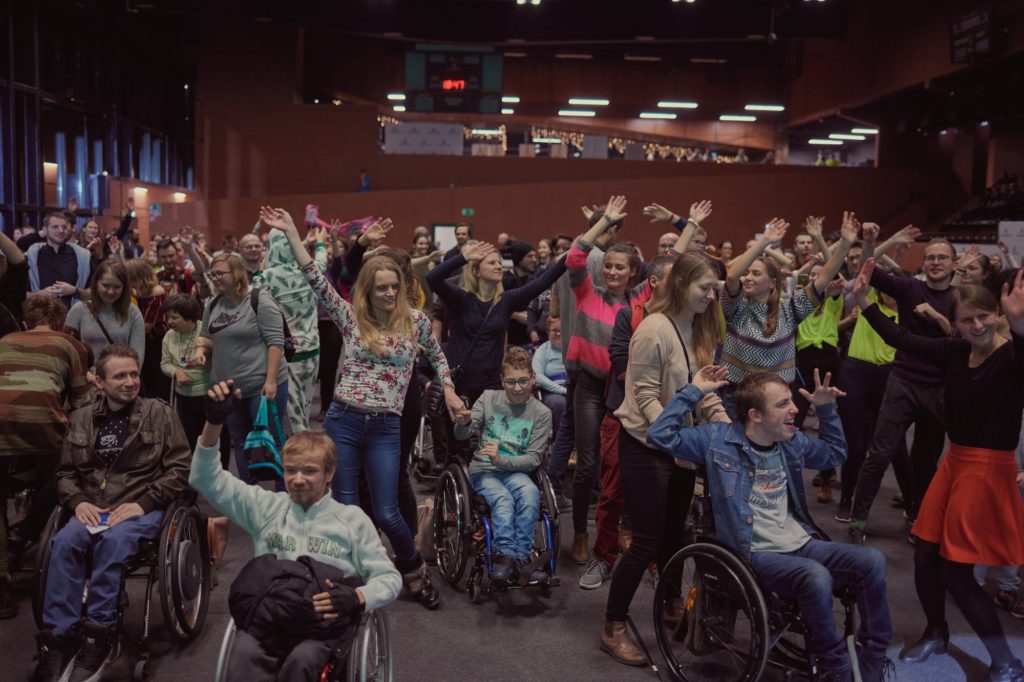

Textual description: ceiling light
[980,121,990,127]
[624,55,663,62]
[640,112,677,120]
[183,84,189,91]
[501,96,520,103]
[530,0,541,5]
[559,109,596,117]
[533,137,563,144]
[313,98,319,104]
[809,138,842,145]
[635,36,656,41]
[744,104,785,112]
[173,192,186,202]
[686,0,696,3]
[851,127,879,134]
[568,98,609,106]
[691,57,727,64]
[657,101,699,109]
[504,51,527,58]
[720,114,756,122]
[516,0,526,3]
[829,133,866,140]
[387,93,406,101]
[393,105,406,112]
[133,186,148,193]
[471,129,502,135]
[555,53,592,60]
[501,108,515,115]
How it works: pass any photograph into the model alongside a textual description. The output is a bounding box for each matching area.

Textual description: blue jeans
[470,471,540,561]
[748,539,892,674]
[540,390,566,442]
[323,403,417,567]
[43,510,165,635]
[225,381,289,485]
[546,372,576,497]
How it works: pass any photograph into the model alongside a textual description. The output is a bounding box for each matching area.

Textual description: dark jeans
[317,319,342,410]
[851,372,945,521]
[546,371,577,498]
[749,539,892,674]
[792,344,841,429]
[606,427,695,621]
[836,359,912,505]
[324,402,418,567]
[175,393,206,453]
[229,629,339,682]
[571,371,607,534]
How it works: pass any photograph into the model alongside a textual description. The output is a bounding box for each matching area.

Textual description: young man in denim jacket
[648,368,893,682]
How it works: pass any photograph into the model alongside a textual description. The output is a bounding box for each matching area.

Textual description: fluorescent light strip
[744,104,785,112]
[501,108,515,115]
[393,105,406,112]
[555,53,592,60]
[657,101,699,109]
[625,55,662,62]
[568,98,609,106]
[829,133,866,141]
[809,138,842,145]
[691,57,727,64]
[558,109,596,117]
[504,51,527,58]
[386,93,406,101]
[851,127,879,134]
[501,96,520,103]
[720,114,756,122]
[639,112,677,120]
[470,129,502,135]
[533,137,563,144]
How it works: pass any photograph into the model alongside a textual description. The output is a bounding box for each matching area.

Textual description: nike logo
[207,311,242,335]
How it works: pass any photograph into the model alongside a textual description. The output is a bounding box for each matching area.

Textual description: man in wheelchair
[36,344,191,682]
[453,347,553,588]
[648,368,893,682]
[190,379,401,681]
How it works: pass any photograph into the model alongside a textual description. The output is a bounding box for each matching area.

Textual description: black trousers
[317,319,342,410]
[851,372,945,521]
[605,427,695,622]
[792,343,841,430]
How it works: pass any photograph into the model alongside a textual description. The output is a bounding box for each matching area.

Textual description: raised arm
[0,229,26,266]
[1001,267,1024,340]
[726,218,789,296]
[810,211,859,300]
[643,199,712,255]
[803,216,831,258]
[578,194,627,246]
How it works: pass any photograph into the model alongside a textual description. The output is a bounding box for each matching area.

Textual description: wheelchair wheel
[213,619,237,682]
[158,501,211,643]
[466,567,484,604]
[346,610,393,682]
[432,464,472,586]
[534,469,560,567]
[654,542,770,682]
[32,505,68,630]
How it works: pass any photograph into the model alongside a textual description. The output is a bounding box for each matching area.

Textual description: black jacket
[229,554,365,657]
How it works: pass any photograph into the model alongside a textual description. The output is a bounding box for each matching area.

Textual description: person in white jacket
[190,379,401,680]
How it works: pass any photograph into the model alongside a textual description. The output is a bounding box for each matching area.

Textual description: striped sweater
[721,286,818,384]
[0,330,91,457]
[566,239,650,379]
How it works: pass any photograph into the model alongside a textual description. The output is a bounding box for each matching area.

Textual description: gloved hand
[205,380,242,425]
[326,580,363,616]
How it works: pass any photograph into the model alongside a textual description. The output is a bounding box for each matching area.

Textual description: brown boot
[207,517,230,569]
[618,527,633,553]
[599,620,646,666]
[571,532,590,565]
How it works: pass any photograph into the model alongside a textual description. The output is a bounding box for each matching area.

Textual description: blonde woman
[260,206,464,610]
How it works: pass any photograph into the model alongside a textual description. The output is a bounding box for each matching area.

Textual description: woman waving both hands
[260,205,466,610]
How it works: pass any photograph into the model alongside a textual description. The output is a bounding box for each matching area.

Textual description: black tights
[915,540,1015,667]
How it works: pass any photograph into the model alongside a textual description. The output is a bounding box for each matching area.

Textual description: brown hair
[282,430,337,473]
[752,257,782,337]
[124,258,158,298]
[162,293,203,322]
[86,260,132,324]
[949,284,999,322]
[209,253,249,299]
[95,343,140,379]
[43,212,70,228]
[22,294,68,330]
[501,346,534,376]
[648,254,723,368]
[734,372,790,424]
[605,242,643,290]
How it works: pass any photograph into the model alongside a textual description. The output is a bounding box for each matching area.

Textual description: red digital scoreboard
[405,48,503,113]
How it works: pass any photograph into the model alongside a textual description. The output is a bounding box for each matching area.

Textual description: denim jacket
[647,384,847,559]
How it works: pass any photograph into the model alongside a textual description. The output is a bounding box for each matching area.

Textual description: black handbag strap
[667,316,693,383]
[452,299,496,378]
[93,313,115,345]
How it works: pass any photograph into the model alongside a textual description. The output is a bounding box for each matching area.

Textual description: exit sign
[461,208,474,216]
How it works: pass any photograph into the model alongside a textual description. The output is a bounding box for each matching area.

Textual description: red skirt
[912,443,1024,565]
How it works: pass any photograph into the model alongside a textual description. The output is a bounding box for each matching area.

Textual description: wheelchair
[32,492,212,681]
[653,477,859,682]
[431,457,561,602]
[213,610,393,682]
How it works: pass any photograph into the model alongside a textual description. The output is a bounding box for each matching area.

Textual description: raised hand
[580,205,596,221]
[762,218,789,244]
[363,218,394,244]
[462,241,496,264]
[851,257,875,308]
[689,200,713,224]
[692,365,729,395]
[804,216,825,238]
[958,244,982,268]
[259,206,298,234]
[840,211,860,243]
[824,275,846,298]
[861,222,880,242]
[205,379,243,426]
[602,195,628,224]
[797,368,846,407]
[108,235,123,258]
[641,202,674,223]
[1001,267,1024,333]
[888,225,921,246]
[998,241,1011,254]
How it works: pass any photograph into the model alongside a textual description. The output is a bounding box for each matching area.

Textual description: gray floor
[4,425,1024,680]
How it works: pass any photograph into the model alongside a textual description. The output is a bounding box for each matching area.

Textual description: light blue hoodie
[189,443,401,611]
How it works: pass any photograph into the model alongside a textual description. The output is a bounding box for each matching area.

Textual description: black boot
[402,560,441,611]
[68,622,113,682]
[35,630,75,682]
[989,659,1024,682]
[900,624,948,663]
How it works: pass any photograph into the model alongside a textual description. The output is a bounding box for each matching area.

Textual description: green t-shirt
[749,444,811,553]
[795,293,844,351]
[847,289,897,366]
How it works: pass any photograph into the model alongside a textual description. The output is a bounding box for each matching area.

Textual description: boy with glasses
[453,347,553,588]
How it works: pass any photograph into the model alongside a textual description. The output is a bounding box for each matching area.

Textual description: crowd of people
[1,193,1023,682]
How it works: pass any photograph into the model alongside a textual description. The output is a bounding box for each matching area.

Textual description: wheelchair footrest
[515,550,552,587]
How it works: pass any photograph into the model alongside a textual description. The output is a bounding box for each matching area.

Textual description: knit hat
[507,240,536,267]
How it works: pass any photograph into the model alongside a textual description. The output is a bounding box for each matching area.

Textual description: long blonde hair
[352,256,415,355]
[648,254,722,367]
[461,254,504,303]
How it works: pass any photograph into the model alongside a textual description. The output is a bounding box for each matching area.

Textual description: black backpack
[211,289,296,361]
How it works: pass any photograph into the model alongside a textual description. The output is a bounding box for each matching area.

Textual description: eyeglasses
[923,254,951,262]
[208,270,231,279]
[502,377,532,388]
